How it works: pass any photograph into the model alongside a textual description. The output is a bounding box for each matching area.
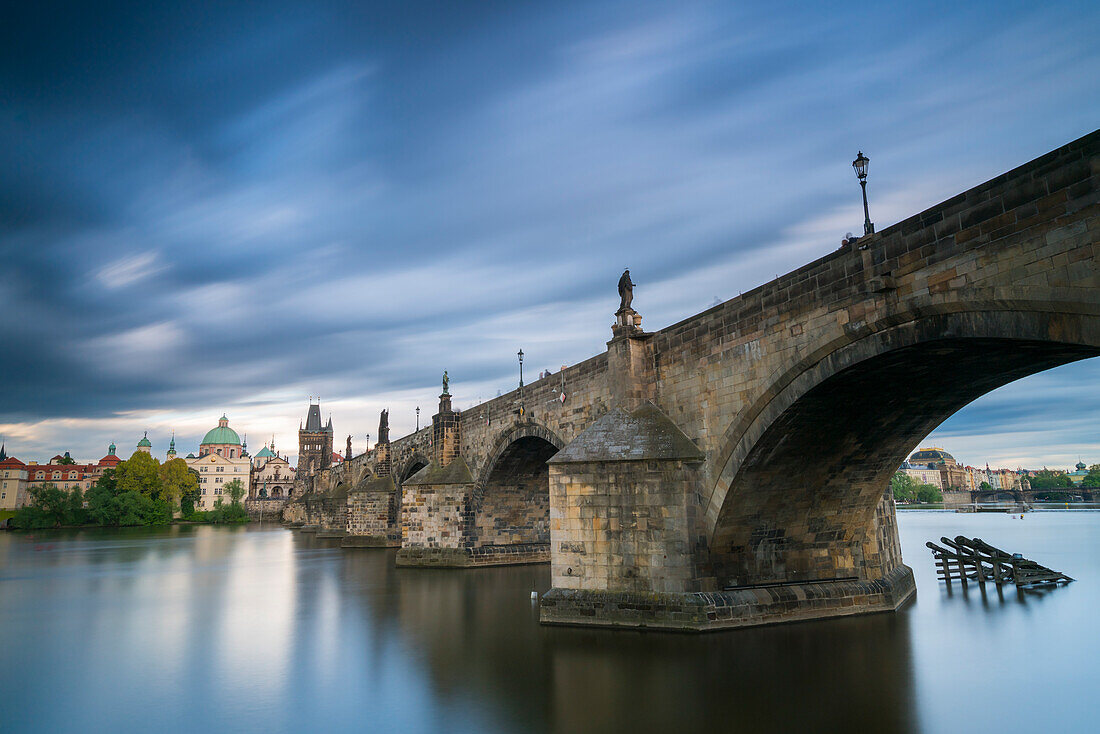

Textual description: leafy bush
[85,470,172,526]
[11,483,86,529]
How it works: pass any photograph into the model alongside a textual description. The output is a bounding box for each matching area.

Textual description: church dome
[909,447,955,465]
[137,433,152,448]
[201,415,241,446]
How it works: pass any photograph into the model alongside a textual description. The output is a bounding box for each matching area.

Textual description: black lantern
[852,150,874,235]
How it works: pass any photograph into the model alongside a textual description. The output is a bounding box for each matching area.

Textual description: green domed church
[199,415,243,459]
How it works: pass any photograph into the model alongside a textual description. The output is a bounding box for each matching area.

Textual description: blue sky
[1,0,1098,470]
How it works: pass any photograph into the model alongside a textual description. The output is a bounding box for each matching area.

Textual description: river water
[1,512,1097,734]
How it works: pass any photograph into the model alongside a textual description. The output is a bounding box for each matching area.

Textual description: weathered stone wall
[245,498,287,522]
[400,462,474,551]
[550,457,704,593]
[457,353,612,484]
[473,435,556,547]
[345,476,399,546]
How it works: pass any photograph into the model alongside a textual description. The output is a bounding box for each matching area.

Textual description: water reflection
[333,548,918,734]
[2,513,1097,734]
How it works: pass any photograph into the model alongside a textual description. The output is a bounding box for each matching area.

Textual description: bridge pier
[540,404,916,630]
[396,390,552,567]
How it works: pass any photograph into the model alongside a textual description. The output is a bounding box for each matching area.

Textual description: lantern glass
[852,151,869,180]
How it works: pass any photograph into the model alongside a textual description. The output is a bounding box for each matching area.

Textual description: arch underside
[710,310,1100,588]
[472,434,559,547]
[400,455,429,482]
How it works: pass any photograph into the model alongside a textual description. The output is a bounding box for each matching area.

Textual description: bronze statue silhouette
[617,269,635,312]
[378,409,389,444]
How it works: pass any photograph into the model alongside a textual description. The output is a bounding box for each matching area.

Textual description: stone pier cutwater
[284,130,1100,631]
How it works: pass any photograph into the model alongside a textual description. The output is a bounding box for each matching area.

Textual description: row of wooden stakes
[926,535,1073,589]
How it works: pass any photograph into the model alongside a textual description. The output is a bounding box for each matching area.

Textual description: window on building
[201,488,207,495]
[217,449,222,456]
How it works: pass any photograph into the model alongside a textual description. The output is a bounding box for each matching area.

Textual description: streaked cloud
[1,0,1098,467]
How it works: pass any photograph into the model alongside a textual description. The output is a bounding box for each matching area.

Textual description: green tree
[160,458,197,512]
[224,478,245,505]
[915,483,943,503]
[179,469,200,517]
[12,483,86,528]
[891,472,917,502]
[1028,470,1072,490]
[1081,464,1100,488]
[114,451,164,500]
[979,481,993,491]
[85,467,171,527]
[57,455,76,465]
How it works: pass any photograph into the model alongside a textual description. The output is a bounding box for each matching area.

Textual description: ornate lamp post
[415,406,420,431]
[518,349,525,388]
[853,151,874,235]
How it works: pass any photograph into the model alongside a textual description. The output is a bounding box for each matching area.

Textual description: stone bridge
[286,129,1100,631]
[942,486,1098,509]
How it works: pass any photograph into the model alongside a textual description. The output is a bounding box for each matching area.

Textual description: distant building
[901,462,943,489]
[0,456,29,509]
[187,452,251,511]
[136,432,152,454]
[85,443,123,487]
[25,458,96,495]
[1067,460,1090,485]
[909,447,969,490]
[250,439,295,500]
[199,415,244,459]
[297,402,333,477]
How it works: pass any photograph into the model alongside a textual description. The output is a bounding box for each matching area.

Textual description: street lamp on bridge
[415,406,420,431]
[853,150,874,235]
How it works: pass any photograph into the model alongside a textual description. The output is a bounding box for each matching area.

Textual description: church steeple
[167,432,177,459]
[0,441,6,461]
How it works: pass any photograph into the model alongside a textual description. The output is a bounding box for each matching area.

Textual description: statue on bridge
[442,370,450,396]
[346,435,352,461]
[378,409,389,444]
[617,269,635,313]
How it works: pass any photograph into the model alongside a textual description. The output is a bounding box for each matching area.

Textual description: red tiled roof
[0,457,26,468]
[26,464,95,481]
[98,455,122,467]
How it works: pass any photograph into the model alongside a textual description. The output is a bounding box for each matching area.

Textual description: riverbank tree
[185,478,248,524]
[891,472,943,503]
[12,453,206,529]
[10,483,86,529]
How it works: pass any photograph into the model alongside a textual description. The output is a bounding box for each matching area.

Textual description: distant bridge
[287,129,1100,631]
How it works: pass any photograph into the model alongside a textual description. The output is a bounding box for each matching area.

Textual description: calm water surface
[2,512,1098,733]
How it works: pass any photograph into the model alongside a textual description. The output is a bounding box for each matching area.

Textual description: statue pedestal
[612,307,642,337]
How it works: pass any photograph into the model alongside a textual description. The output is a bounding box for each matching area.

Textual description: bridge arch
[706,306,1100,589]
[397,453,430,484]
[469,422,564,547]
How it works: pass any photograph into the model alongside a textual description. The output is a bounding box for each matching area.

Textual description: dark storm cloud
[1,0,1099,463]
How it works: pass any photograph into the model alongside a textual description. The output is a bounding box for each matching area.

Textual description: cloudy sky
[1,0,1098,470]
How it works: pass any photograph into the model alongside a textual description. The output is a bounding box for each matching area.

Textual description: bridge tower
[297,401,333,477]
